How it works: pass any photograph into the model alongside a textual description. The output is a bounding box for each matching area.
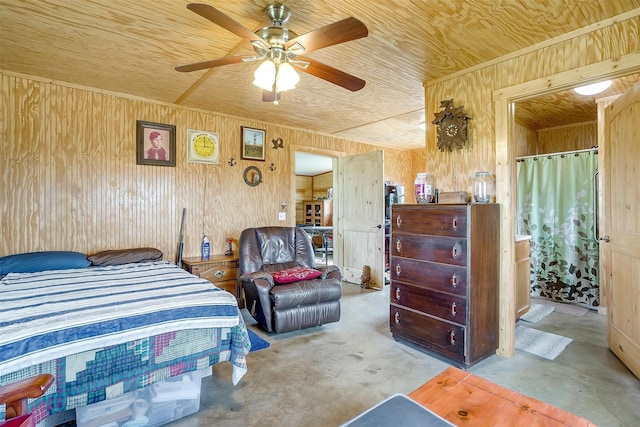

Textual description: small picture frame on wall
[136,120,176,167]
[241,126,266,161]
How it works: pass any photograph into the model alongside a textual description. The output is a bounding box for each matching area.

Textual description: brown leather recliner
[239,226,342,333]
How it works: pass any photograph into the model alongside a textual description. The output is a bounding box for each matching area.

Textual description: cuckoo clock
[432,99,470,151]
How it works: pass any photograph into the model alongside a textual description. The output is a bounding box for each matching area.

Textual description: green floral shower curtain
[517,151,599,309]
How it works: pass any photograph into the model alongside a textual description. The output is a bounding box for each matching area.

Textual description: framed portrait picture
[241,126,266,161]
[136,120,176,167]
[186,129,220,164]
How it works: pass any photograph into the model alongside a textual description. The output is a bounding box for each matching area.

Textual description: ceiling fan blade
[297,58,365,92]
[285,17,368,54]
[187,3,266,45]
[175,56,250,72]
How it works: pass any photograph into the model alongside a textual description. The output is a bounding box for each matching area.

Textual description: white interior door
[335,151,385,289]
[604,81,640,379]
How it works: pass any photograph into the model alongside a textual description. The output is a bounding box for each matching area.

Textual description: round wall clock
[431,99,470,152]
[186,129,219,164]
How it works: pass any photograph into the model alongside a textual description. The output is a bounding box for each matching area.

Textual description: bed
[0,252,251,426]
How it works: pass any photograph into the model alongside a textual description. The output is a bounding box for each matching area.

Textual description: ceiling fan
[175,3,368,103]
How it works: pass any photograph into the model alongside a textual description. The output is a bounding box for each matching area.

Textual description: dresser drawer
[190,262,237,283]
[392,234,467,266]
[390,306,465,361]
[391,205,467,237]
[390,257,467,296]
[391,282,467,326]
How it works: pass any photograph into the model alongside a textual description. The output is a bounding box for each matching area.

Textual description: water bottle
[201,235,210,260]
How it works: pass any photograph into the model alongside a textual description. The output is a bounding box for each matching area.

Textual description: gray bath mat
[520,304,555,323]
[532,298,590,317]
[515,324,572,360]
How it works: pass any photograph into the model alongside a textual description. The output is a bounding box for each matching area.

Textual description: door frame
[289,144,345,258]
[493,52,640,357]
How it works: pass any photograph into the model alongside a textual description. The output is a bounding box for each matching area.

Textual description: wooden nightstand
[182,254,244,308]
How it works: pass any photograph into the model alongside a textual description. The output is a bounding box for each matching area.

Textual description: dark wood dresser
[389,203,500,367]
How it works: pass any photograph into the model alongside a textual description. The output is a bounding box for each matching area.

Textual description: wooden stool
[0,374,54,424]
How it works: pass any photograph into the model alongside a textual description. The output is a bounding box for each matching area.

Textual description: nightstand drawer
[181,255,242,308]
[191,262,236,283]
[214,279,237,294]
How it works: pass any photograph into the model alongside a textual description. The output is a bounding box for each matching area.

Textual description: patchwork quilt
[0,261,251,423]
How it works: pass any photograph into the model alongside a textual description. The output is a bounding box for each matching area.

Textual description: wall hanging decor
[431,99,470,152]
[241,126,266,161]
[272,137,284,149]
[136,120,176,167]
[186,129,219,164]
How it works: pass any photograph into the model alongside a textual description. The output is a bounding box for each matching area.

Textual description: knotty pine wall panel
[1,73,413,260]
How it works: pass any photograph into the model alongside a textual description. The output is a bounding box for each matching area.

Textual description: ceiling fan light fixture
[276,62,300,91]
[574,80,612,96]
[253,60,276,91]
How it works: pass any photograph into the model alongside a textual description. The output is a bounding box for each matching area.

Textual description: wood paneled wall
[537,122,597,154]
[295,175,313,223]
[294,171,333,224]
[424,15,639,357]
[425,16,638,192]
[0,73,415,260]
[515,122,538,157]
[515,121,597,157]
[312,172,333,200]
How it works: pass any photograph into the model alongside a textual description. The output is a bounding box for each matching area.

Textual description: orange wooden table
[409,367,596,426]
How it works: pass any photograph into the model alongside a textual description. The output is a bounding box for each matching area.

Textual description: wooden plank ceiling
[1,0,639,149]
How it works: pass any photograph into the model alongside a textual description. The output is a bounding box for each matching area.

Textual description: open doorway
[494,60,640,358]
[290,146,344,267]
[513,75,639,312]
[295,152,334,265]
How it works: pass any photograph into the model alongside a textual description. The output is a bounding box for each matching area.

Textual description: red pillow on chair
[271,266,323,284]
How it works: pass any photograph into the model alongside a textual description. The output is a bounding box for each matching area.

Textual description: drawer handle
[452,216,458,231]
[450,331,456,345]
[396,239,402,253]
[450,274,458,288]
[451,302,457,317]
[451,243,460,259]
[396,215,402,228]
[395,287,401,300]
[213,270,225,278]
[394,311,400,324]
[395,264,402,277]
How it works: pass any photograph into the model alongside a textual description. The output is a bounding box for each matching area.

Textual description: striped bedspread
[0,261,248,382]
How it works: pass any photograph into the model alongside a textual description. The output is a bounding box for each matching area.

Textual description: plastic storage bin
[76,371,203,427]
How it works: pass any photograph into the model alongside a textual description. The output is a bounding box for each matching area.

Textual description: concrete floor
[172,282,640,427]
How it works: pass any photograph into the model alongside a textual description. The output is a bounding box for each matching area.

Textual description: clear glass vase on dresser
[389,203,500,367]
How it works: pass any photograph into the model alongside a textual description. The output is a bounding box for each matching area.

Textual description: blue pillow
[0,251,91,276]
